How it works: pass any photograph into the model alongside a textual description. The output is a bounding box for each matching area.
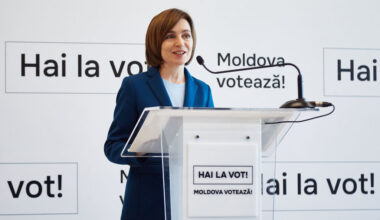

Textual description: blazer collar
[146,67,198,107]
[147,67,172,106]
[183,68,198,107]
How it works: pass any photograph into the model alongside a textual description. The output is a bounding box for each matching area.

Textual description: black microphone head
[196,56,204,65]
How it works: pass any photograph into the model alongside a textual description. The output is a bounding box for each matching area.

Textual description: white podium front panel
[187,143,259,217]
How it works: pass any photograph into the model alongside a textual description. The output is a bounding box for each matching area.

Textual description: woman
[104,8,214,220]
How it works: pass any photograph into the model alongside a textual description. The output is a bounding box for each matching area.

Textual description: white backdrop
[1,0,380,219]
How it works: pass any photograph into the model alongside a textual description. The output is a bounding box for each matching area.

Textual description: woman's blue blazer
[104,67,214,220]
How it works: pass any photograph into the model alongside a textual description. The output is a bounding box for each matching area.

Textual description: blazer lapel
[183,68,198,107]
[147,67,172,106]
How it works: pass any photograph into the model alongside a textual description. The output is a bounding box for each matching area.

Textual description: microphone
[196,55,314,108]
[196,56,204,65]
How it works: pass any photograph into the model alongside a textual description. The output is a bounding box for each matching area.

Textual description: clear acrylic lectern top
[121,107,306,158]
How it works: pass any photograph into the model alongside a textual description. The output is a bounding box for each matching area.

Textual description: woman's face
[161,18,193,67]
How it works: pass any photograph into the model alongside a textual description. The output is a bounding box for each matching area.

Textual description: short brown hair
[145,8,196,67]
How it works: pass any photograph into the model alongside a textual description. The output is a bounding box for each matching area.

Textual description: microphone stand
[196,56,314,108]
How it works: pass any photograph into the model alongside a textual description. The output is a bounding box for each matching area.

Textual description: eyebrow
[167,29,191,34]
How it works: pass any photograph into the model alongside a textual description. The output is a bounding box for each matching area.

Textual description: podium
[121,107,302,220]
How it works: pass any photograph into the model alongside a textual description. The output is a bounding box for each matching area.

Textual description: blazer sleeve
[207,85,214,107]
[104,77,142,165]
